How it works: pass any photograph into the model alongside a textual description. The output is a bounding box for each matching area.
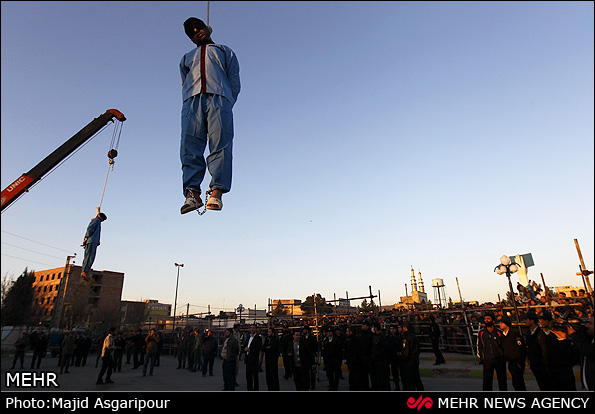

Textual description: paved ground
[4,350,581,392]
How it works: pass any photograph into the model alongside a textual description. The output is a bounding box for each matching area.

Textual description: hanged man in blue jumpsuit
[81,212,107,282]
[179,17,240,214]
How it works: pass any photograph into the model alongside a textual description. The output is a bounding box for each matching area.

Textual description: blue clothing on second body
[84,216,102,245]
[82,216,102,274]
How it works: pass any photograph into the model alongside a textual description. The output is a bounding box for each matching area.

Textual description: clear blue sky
[2,1,593,317]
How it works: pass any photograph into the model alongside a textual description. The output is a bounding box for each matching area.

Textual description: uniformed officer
[477,312,507,391]
[498,315,527,390]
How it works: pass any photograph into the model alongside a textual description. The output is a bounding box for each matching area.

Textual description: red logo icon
[407,395,433,411]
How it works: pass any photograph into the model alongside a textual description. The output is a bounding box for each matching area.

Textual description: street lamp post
[494,255,522,334]
[173,263,184,332]
[237,304,245,324]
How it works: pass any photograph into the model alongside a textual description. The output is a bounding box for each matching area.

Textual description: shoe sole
[181,203,204,214]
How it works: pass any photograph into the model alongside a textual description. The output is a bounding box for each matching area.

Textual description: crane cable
[97,120,123,214]
[1,120,118,214]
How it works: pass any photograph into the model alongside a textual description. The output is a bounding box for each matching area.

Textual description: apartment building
[31,264,124,331]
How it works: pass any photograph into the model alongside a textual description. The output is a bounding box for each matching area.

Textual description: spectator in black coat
[132,329,145,369]
[524,311,550,390]
[11,332,28,369]
[429,315,446,365]
[321,326,342,390]
[346,325,366,391]
[359,320,373,390]
[31,332,48,369]
[569,315,594,391]
[300,325,318,390]
[201,329,217,377]
[263,327,280,390]
[243,325,263,391]
[549,321,578,390]
[280,327,293,380]
[370,322,391,390]
[387,324,403,391]
[401,320,424,391]
[498,315,526,390]
[477,312,506,391]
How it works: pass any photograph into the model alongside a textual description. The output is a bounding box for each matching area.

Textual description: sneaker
[180,190,203,214]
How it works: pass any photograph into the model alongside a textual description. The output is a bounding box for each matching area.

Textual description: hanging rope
[207,1,210,26]
[97,120,123,213]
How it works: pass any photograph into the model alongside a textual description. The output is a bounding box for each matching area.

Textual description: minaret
[418,270,425,293]
[410,268,418,292]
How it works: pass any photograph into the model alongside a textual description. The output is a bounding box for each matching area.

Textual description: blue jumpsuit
[179,41,240,196]
[82,217,102,274]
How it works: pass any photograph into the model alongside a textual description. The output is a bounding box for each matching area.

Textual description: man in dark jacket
[280,327,293,380]
[359,320,373,390]
[477,312,507,391]
[244,325,262,390]
[498,315,526,390]
[401,321,424,391]
[75,333,92,367]
[60,331,75,374]
[31,332,48,369]
[569,314,594,391]
[539,310,576,390]
[11,332,28,369]
[546,317,579,390]
[524,311,550,390]
[113,332,126,372]
[387,324,403,390]
[132,329,145,369]
[300,325,318,390]
[263,327,280,390]
[370,322,391,390]
[346,325,366,390]
[176,330,189,369]
[222,328,240,390]
[429,315,446,365]
[321,326,342,390]
[287,330,306,390]
[201,329,217,377]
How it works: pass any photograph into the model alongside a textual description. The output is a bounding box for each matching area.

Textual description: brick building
[31,264,124,332]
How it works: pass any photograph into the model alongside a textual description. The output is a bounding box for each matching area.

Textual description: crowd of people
[7,295,594,392]
[476,309,593,392]
[9,330,94,373]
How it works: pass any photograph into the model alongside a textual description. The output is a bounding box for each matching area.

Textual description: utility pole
[456,277,478,358]
[51,254,76,329]
[173,263,184,332]
[574,239,593,296]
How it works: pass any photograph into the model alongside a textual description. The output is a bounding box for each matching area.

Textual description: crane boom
[1,109,126,212]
